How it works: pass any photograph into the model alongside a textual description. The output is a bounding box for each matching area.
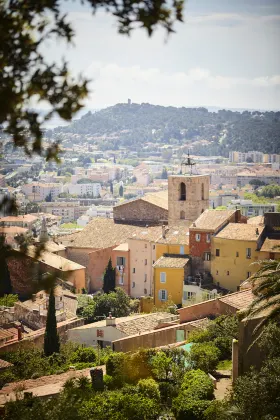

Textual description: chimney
[106,312,116,327]
[17,325,22,341]
[162,225,166,239]
[32,294,36,302]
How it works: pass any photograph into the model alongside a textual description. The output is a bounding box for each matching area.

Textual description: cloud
[83,62,280,110]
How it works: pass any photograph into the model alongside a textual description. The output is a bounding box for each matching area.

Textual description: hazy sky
[42,0,280,110]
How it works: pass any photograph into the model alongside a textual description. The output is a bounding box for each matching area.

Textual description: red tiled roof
[219,289,254,310]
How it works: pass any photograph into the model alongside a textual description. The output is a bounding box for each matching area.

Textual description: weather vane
[181,150,197,175]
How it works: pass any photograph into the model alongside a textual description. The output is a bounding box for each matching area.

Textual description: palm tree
[246,259,280,332]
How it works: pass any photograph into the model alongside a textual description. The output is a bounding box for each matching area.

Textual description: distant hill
[55,103,280,156]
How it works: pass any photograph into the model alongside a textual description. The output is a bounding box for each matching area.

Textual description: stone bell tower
[168,155,210,226]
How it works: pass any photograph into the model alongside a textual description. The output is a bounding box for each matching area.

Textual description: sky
[42,0,280,111]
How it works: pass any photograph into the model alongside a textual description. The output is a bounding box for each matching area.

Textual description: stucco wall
[112,321,199,353]
[88,246,116,291]
[0,318,84,354]
[112,249,130,294]
[178,298,237,323]
[113,200,168,225]
[128,239,154,298]
[68,324,127,347]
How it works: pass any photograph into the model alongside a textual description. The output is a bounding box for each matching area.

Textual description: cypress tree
[103,258,116,294]
[119,184,124,197]
[44,287,60,356]
[0,235,13,297]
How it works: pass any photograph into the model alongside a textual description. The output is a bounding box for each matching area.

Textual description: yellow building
[153,256,189,307]
[211,223,265,291]
[155,225,190,260]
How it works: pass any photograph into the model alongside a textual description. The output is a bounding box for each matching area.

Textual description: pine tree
[44,288,60,356]
[119,184,124,197]
[103,258,116,294]
[0,235,13,297]
[109,182,113,195]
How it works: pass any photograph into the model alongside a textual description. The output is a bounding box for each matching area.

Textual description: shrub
[158,381,179,401]
[103,374,114,390]
[137,378,160,401]
[181,369,214,400]
[70,347,97,364]
[172,393,211,420]
[186,343,220,373]
[213,336,232,360]
[106,352,127,385]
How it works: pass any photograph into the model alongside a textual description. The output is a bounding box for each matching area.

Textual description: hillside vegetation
[56,103,280,156]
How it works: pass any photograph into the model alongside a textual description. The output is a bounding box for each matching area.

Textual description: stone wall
[0,317,84,354]
[113,200,168,225]
[0,307,15,326]
[168,175,210,226]
[14,302,66,330]
[112,321,199,353]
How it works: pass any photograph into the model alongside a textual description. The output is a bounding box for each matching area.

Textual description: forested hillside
[56,103,280,156]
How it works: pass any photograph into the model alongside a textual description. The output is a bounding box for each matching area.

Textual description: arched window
[179,182,186,201]
[201,183,205,200]
[180,210,185,220]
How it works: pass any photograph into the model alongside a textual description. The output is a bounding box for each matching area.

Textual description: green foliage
[0,236,13,297]
[77,178,94,184]
[60,104,280,156]
[181,369,214,400]
[119,184,124,197]
[78,288,131,323]
[70,346,97,364]
[243,192,268,204]
[0,294,18,307]
[103,258,116,294]
[186,343,221,373]
[259,184,280,198]
[137,378,160,401]
[172,393,211,420]
[188,315,238,360]
[44,288,60,356]
[258,322,280,359]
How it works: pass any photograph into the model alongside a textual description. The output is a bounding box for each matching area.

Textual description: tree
[1,1,183,165]
[103,258,116,294]
[161,167,168,179]
[186,343,221,373]
[44,287,60,356]
[246,259,280,331]
[109,182,114,195]
[45,192,52,202]
[0,235,13,297]
[119,184,124,197]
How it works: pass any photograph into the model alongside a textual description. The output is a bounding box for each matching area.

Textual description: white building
[65,183,101,197]
[228,199,277,217]
[22,182,63,202]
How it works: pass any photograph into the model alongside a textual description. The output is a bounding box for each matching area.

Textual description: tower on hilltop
[168,154,210,226]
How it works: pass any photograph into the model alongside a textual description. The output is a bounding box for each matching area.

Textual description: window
[227,271,230,276]
[180,210,185,220]
[206,234,211,243]
[159,289,167,301]
[145,259,147,266]
[153,245,155,250]
[119,276,124,285]
[160,272,166,283]
[216,270,219,275]
[132,282,135,288]
[179,182,186,201]
[216,249,220,257]
[144,274,147,282]
[116,257,125,266]
[145,244,147,249]
[246,248,251,259]
[153,260,155,264]
[133,268,136,273]
[247,272,251,278]
[180,245,184,255]
[204,252,211,261]
[184,291,196,300]
[236,252,239,257]
[195,233,201,242]
[144,288,147,295]
[201,183,204,200]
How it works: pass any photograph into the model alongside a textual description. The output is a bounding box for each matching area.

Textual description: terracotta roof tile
[189,209,236,232]
[0,328,15,341]
[260,238,280,253]
[219,289,254,310]
[153,256,189,268]
[215,223,265,241]
[0,359,13,369]
[247,216,264,226]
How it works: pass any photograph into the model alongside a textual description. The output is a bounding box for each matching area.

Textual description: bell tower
[168,154,210,226]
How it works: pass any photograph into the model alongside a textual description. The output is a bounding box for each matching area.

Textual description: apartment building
[228,200,277,217]
[65,183,101,197]
[229,151,280,164]
[40,202,89,223]
[22,182,63,202]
